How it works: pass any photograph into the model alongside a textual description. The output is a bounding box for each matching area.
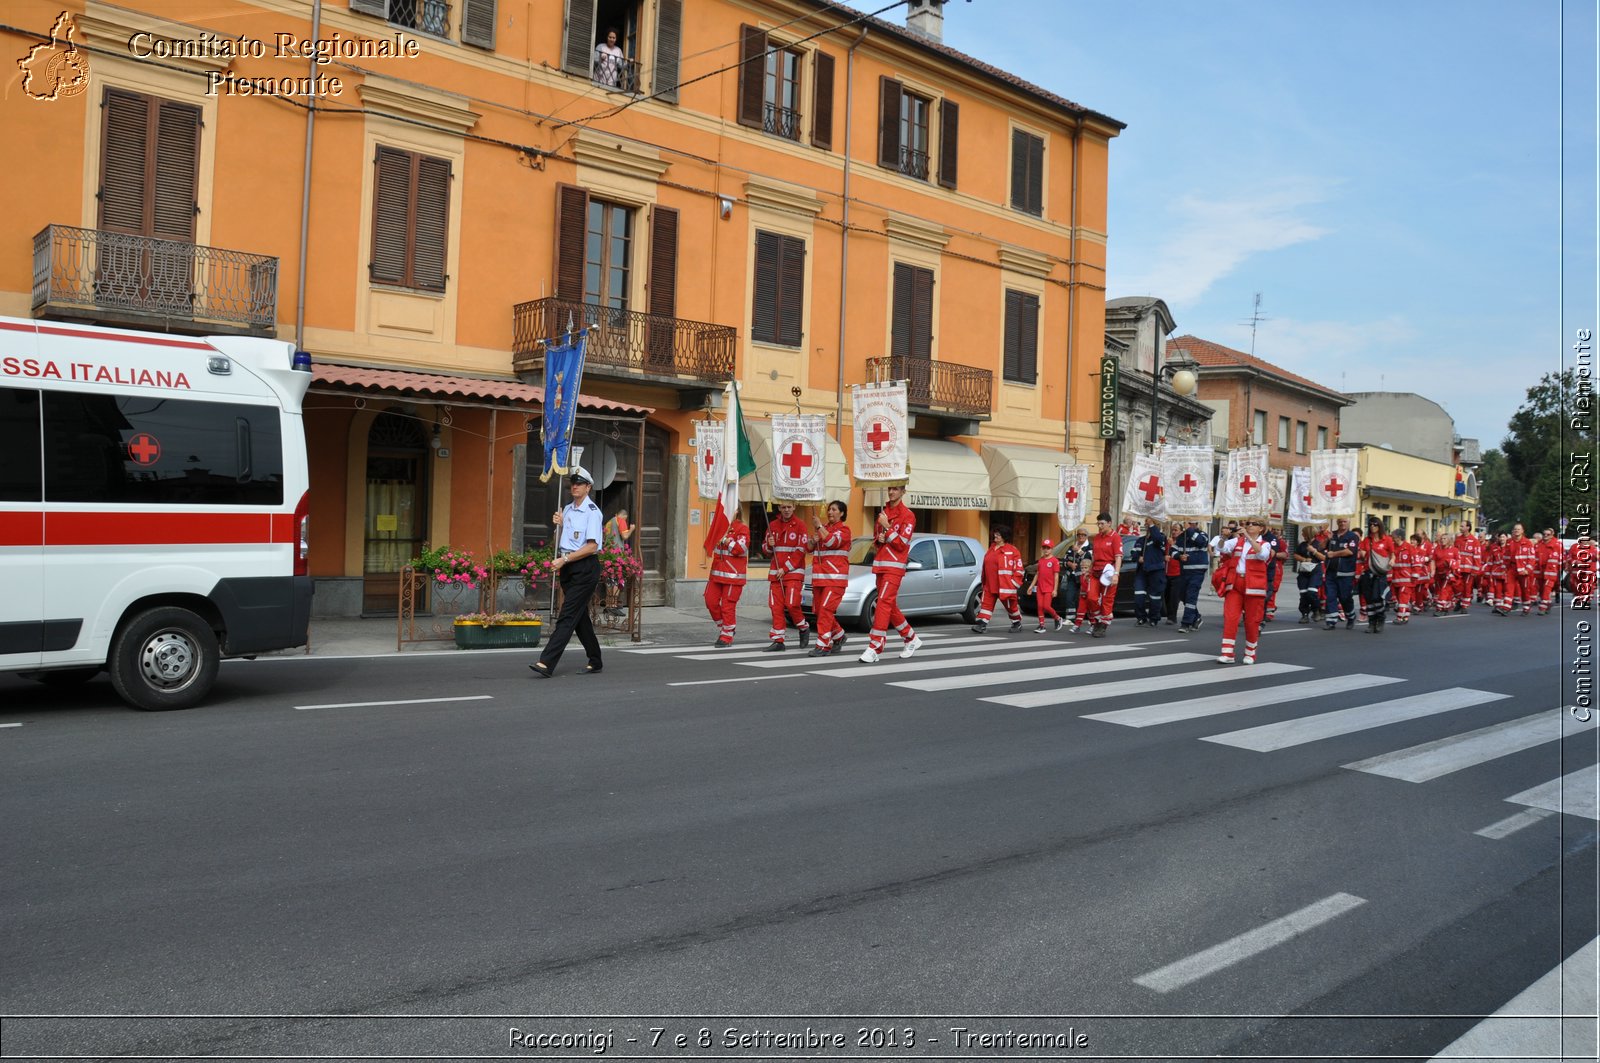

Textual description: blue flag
[540,330,587,482]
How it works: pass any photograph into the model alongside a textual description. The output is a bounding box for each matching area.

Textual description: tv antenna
[1239,292,1269,355]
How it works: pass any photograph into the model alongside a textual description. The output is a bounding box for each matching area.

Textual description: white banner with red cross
[851,382,908,482]
[1288,466,1315,524]
[1058,464,1092,533]
[770,414,827,502]
[1309,448,1359,519]
[1120,451,1168,522]
[1159,445,1215,518]
[693,419,724,501]
[1267,467,1289,522]
[1218,445,1271,520]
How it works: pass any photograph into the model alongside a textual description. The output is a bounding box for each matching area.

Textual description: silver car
[800,533,985,632]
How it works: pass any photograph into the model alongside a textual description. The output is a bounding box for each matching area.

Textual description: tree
[1476,448,1523,532]
[1492,371,1597,533]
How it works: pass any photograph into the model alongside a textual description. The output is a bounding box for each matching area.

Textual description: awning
[862,438,990,510]
[980,441,1069,512]
[740,418,850,504]
[311,363,652,415]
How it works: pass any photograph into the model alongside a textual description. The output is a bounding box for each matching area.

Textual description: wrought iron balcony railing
[868,354,992,418]
[512,296,736,385]
[593,56,641,94]
[898,145,930,181]
[33,224,278,335]
[389,0,450,38]
[764,103,801,141]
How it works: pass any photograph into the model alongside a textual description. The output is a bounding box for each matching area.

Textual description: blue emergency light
[292,349,312,372]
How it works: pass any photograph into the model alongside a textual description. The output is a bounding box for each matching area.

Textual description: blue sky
[941,0,1595,451]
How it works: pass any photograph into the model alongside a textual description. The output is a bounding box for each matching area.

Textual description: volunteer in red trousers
[808,500,852,657]
[705,508,750,648]
[974,525,1025,633]
[1568,532,1597,608]
[1454,524,1482,611]
[1484,532,1508,613]
[1432,532,1459,615]
[1358,516,1395,633]
[1504,523,1538,615]
[761,501,811,651]
[1081,512,1123,638]
[860,483,924,664]
[1536,528,1562,614]
[1389,531,1416,624]
[1027,538,1064,633]
[1216,518,1273,664]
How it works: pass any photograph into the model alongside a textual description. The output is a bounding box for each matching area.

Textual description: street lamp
[1151,355,1200,445]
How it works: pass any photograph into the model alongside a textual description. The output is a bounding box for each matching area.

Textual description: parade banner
[1267,467,1289,522]
[693,419,724,501]
[539,329,587,482]
[1288,466,1315,524]
[1160,445,1215,518]
[1309,448,1359,519]
[702,382,758,556]
[1120,451,1167,522]
[1058,464,1092,533]
[852,382,908,482]
[770,414,827,502]
[1218,445,1271,519]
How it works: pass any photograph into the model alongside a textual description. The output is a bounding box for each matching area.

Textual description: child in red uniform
[1028,539,1064,633]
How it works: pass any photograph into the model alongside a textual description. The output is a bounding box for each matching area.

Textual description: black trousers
[538,555,602,671]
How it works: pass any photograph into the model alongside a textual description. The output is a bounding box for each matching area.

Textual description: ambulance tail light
[293,491,311,577]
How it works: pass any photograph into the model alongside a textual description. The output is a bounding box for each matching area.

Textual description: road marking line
[1474,807,1557,839]
[1344,708,1591,782]
[1133,892,1367,994]
[1504,767,1600,821]
[0,722,21,729]
[1202,688,1507,752]
[807,644,1148,680]
[670,634,991,663]
[734,636,1122,669]
[891,652,1215,692]
[294,695,494,711]
[668,673,812,686]
[624,632,968,654]
[1085,674,1403,728]
[1428,936,1598,1061]
[982,662,1306,709]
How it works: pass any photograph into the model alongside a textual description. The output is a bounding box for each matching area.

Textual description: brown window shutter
[1028,134,1044,215]
[151,99,200,242]
[1019,292,1039,382]
[370,147,411,285]
[878,77,902,169]
[553,184,589,301]
[1010,129,1027,211]
[461,0,496,49]
[937,98,959,189]
[413,155,451,291]
[911,266,933,360]
[811,51,835,150]
[561,0,596,77]
[890,262,913,359]
[98,88,150,235]
[1002,290,1021,381]
[751,230,779,343]
[654,0,682,103]
[737,25,767,129]
[648,204,678,317]
[777,234,805,347]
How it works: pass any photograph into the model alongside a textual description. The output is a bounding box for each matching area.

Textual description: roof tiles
[1167,335,1350,405]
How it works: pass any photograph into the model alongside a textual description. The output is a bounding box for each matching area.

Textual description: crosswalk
[626,629,1599,824]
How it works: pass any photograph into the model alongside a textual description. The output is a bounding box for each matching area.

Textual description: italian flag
[703,380,757,556]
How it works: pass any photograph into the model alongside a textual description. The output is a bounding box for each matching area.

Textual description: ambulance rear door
[0,323,45,671]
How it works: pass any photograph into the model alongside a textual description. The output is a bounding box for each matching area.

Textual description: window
[1277,416,1290,450]
[561,0,680,102]
[42,393,283,505]
[908,538,939,570]
[1316,426,1329,450]
[584,198,633,313]
[1011,129,1044,215]
[351,0,493,42]
[1252,410,1267,445]
[0,388,42,502]
[738,26,833,145]
[877,78,955,183]
[752,231,804,346]
[1295,420,1308,454]
[763,45,803,139]
[940,538,976,569]
[899,91,931,179]
[98,88,201,312]
[891,263,934,361]
[1002,289,1039,384]
[371,146,450,291]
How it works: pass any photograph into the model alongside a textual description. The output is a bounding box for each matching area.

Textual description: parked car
[800,533,985,632]
[1020,534,1139,618]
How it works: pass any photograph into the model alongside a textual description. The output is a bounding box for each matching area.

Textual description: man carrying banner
[529,467,605,679]
[762,502,811,650]
[706,507,750,647]
[860,484,923,663]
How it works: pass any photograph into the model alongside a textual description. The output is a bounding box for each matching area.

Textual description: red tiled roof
[1167,335,1350,405]
[312,363,652,415]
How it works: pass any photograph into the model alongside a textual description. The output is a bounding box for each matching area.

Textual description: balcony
[593,56,642,94]
[512,296,736,397]
[33,225,278,336]
[898,145,930,181]
[868,354,992,425]
[763,102,801,141]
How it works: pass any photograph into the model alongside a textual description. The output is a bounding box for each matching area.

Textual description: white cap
[568,466,592,485]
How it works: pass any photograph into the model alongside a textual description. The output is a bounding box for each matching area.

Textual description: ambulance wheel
[109,607,219,711]
[961,588,981,625]
[855,593,877,633]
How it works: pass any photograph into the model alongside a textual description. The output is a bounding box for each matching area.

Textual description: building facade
[1340,392,1481,535]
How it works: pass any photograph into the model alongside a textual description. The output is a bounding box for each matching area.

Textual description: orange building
[2,0,1122,613]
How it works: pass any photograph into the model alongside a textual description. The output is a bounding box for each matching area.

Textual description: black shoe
[972,622,988,633]
[1091,623,1107,638]
[529,662,553,679]
[712,638,732,648]
[1192,617,1204,630]
[582,663,603,674]
[807,646,829,658]
[762,641,786,652]
[799,627,810,649]
[1298,615,1309,624]
[1346,619,1355,630]
[1010,619,1023,632]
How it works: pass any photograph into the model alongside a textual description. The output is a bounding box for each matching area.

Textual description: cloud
[1116,181,1334,303]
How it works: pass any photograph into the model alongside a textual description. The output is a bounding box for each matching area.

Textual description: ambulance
[1,317,312,710]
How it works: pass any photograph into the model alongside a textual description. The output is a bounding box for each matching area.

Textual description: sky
[940,0,1597,452]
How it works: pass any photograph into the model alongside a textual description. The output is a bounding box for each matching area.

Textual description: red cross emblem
[780,441,814,480]
[1177,473,1199,493]
[127,433,161,466]
[1238,475,1258,495]
[866,421,892,452]
[1323,476,1345,498]
[1064,486,1079,505]
[1138,475,1162,502]
[703,448,716,471]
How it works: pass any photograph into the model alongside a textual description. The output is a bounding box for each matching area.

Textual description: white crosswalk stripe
[1202,688,1508,752]
[800,643,1145,680]
[982,662,1308,709]
[1503,767,1600,821]
[1084,674,1403,728]
[890,652,1215,692]
[1344,709,1593,782]
[733,635,1088,669]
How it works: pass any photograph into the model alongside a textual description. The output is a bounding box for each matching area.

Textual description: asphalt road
[2,606,1595,1062]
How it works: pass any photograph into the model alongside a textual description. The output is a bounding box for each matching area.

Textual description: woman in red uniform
[1216,518,1273,664]
[808,500,852,657]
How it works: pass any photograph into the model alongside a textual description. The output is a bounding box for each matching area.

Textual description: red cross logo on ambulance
[127,433,161,466]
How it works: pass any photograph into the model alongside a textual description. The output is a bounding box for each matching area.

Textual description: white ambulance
[1,317,312,710]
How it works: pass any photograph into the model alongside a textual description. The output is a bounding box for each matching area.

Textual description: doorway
[363,411,430,614]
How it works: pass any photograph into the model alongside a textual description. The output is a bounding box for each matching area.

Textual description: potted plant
[452,610,544,650]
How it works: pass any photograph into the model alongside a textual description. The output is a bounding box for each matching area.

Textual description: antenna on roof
[1239,292,1269,356]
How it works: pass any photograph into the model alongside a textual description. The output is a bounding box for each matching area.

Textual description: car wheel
[960,587,981,625]
[108,607,219,711]
[855,593,877,633]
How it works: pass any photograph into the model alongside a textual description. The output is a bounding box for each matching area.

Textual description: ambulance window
[42,394,283,505]
[0,387,42,501]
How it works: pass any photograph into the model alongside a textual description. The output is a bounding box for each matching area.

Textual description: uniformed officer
[529,466,605,678]
[1324,517,1360,629]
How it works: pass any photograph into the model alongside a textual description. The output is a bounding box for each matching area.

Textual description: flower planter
[453,620,543,650]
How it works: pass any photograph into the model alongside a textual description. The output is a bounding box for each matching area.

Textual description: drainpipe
[835,25,869,433]
[294,0,323,350]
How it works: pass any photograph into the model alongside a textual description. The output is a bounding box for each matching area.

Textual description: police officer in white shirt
[530,466,605,678]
